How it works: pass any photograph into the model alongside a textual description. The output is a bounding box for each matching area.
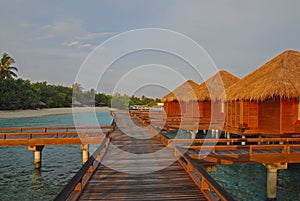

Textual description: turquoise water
[0,112,113,201]
[0,113,300,200]
[211,163,300,201]
[165,130,300,201]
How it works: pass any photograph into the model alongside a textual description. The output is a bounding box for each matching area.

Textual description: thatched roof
[182,70,240,102]
[161,80,199,102]
[226,50,300,101]
[72,100,82,106]
[38,101,46,106]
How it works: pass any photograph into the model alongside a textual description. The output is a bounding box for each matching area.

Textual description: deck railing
[0,126,113,146]
[169,137,300,146]
[54,131,111,201]
[0,126,113,132]
[175,146,236,201]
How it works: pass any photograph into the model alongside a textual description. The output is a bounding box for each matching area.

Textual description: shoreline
[0,107,113,119]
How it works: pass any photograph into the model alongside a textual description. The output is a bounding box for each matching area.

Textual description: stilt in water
[28,145,44,169]
[264,163,287,200]
[226,132,231,145]
[80,144,89,164]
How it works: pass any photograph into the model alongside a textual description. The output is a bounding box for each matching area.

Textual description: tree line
[0,52,158,110]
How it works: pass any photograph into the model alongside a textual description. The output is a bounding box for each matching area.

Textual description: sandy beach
[0,107,112,119]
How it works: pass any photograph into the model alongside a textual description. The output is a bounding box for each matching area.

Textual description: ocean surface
[0,111,113,201]
[166,130,300,201]
[0,113,299,201]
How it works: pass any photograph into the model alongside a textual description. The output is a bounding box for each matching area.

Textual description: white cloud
[61,32,117,50]
[33,18,85,40]
[61,40,95,50]
[76,32,117,40]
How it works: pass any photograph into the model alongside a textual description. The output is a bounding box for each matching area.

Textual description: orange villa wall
[225,99,299,135]
[211,101,225,122]
[163,101,182,116]
[225,101,259,134]
[258,100,280,134]
[165,98,300,135]
[281,99,297,133]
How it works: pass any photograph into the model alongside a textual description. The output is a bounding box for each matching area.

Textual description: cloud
[61,40,95,50]
[33,18,85,40]
[76,32,117,40]
[61,32,117,50]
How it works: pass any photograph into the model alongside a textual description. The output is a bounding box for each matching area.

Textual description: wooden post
[279,98,283,134]
[215,129,219,139]
[201,178,209,191]
[190,130,196,139]
[226,132,231,145]
[258,135,261,145]
[201,165,217,191]
[264,163,287,200]
[80,144,89,164]
[241,135,246,145]
[28,145,44,169]
[211,129,215,138]
[240,101,244,128]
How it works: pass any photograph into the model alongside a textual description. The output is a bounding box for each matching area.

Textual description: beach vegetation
[0,53,18,80]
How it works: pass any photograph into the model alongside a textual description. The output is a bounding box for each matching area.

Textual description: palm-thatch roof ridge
[182,70,240,102]
[161,80,199,102]
[226,50,300,101]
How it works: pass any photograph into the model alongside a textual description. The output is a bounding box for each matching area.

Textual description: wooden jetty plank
[78,112,206,200]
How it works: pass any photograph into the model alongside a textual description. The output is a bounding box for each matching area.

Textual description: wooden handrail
[169,137,300,146]
[181,144,300,152]
[0,126,114,146]
[0,126,112,132]
[176,146,236,201]
[54,131,111,201]
[0,131,108,138]
[149,125,171,147]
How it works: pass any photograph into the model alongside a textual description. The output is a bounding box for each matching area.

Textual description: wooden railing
[149,125,171,147]
[0,126,113,132]
[54,131,111,201]
[169,137,300,147]
[175,146,236,201]
[0,126,113,146]
[148,129,300,164]
[186,144,300,164]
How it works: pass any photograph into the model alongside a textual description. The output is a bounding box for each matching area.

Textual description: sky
[0,0,299,98]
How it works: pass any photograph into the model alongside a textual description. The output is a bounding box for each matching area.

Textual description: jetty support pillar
[215,129,219,139]
[80,144,89,164]
[226,132,231,145]
[28,145,44,169]
[241,135,246,145]
[189,130,197,139]
[201,164,217,190]
[264,163,287,200]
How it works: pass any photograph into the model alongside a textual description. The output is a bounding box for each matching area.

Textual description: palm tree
[0,53,18,80]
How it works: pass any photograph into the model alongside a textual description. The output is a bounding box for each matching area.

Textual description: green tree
[0,79,40,110]
[0,53,18,80]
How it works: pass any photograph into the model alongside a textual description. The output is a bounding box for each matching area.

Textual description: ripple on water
[211,163,300,201]
[0,112,112,201]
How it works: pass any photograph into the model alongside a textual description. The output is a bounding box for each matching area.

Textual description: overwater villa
[182,70,240,130]
[225,50,300,137]
[161,80,199,118]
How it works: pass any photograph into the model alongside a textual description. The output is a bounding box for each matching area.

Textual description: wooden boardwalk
[77,112,207,200]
